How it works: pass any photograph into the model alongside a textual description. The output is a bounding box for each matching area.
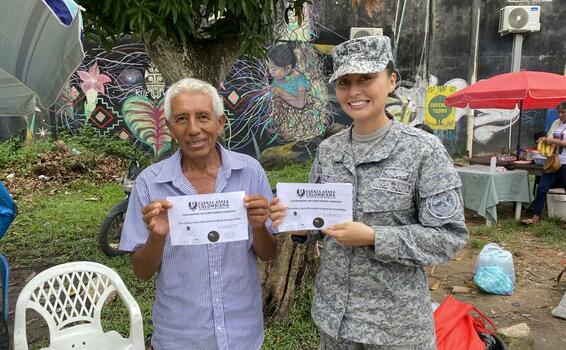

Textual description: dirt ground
[428,206,566,350]
[4,207,566,349]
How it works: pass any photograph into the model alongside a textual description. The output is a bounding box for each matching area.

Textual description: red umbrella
[445,70,566,156]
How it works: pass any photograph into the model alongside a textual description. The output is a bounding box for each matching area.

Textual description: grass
[465,204,566,255]
[266,161,312,190]
[263,284,319,350]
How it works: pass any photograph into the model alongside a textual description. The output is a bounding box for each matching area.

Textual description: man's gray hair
[164,78,225,122]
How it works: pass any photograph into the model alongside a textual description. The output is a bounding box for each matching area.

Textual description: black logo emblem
[313,217,324,228]
[296,189,306,198]
[188,201,198,211]
[207,230,220,243]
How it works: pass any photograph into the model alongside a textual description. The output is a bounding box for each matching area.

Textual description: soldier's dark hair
[414,123,434,134]
[385,61,395,76]
[267,44,296,68]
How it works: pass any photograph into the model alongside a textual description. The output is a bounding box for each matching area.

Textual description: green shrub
[0,135,53,172]
[60,129,151,165]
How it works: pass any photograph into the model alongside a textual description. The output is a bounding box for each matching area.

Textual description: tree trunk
[259,233,317,321]
[143,36,245,87]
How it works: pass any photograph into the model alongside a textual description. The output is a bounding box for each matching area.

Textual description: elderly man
[119,78,276,350]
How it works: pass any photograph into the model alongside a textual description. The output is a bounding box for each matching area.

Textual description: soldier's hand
[322,221,375,246]
[245,195,270,229]
[269,197,288,229]
[142,200,173,239]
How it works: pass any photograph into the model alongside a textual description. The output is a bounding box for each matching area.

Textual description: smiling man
[120,78,276,350]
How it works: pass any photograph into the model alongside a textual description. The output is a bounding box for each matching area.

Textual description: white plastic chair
[14,261,144,350]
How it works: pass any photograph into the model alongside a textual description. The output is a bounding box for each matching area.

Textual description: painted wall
[10,0,565,161]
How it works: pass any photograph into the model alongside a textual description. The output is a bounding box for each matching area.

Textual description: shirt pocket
[361,178,413,212]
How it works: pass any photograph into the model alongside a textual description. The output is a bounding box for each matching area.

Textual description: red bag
[434,295,497,350]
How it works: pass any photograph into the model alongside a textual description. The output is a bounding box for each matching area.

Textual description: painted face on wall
[334,71,396,122]
[267,58,290,81]
[167,91,225,162]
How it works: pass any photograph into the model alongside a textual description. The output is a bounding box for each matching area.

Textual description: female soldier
[270,36,468,350]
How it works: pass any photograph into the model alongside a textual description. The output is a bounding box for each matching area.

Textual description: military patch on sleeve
[426,190,460,219]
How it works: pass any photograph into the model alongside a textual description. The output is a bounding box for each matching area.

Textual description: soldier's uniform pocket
[362,178,412,212]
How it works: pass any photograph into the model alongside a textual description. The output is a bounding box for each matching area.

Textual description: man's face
[559,109,566,123]
[167,91,225,161]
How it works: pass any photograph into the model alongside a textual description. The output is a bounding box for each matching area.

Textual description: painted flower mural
[77,62,112,122]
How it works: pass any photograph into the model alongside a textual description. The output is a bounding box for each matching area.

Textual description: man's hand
[322,221,375,246]
[244,195,270,229]
[142,200,173,239]
[269,197,288,229]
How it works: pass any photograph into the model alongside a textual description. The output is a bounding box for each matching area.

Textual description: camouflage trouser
[319,331,437,350]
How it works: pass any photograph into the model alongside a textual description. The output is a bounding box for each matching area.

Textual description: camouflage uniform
[306,121,468,349]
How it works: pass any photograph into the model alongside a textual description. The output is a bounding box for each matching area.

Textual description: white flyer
[276,182,353,232]
[166,191,249,245]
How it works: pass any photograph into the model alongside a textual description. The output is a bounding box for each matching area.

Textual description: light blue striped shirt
[120,146,273,350]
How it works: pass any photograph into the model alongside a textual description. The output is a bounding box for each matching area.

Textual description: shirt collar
[332,121,402,165]
[154,143,245,184]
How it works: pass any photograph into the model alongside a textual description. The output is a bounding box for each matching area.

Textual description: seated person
[522,100,566,225]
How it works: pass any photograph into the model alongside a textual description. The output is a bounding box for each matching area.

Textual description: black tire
[99,207,127,257]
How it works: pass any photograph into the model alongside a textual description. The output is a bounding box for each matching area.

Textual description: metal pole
[517,100,523,158]
[49,109,58,141]
[511,34,524,156]
[511,34,524,72]
[466,0,481,157]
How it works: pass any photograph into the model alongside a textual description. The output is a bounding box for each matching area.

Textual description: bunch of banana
[537,140,555,157]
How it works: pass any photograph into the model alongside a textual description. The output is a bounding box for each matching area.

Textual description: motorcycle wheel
[99,208,127,257]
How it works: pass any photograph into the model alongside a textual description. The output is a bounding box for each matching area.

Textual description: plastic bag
[474,243,515,295]
[434,295,497,350]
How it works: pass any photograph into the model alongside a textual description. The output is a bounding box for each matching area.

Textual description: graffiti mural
[220,3,332,161]
[30,42,172,159]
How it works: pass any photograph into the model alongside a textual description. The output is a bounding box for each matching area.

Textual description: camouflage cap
[329,35,394,83]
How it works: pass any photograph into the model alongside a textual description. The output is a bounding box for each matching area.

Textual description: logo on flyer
[187,200,230,211]
[296,189,336,199]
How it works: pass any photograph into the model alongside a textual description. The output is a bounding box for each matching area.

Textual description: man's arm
[245,194,276,261]
[251,222,276,261]
[131,232,166,280]
[131,200,173,280]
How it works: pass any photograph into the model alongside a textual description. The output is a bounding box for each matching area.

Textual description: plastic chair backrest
[13,261,144,350]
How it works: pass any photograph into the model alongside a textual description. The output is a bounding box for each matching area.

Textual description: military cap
[329,35,394,83]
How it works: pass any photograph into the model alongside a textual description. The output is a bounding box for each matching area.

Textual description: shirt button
[213,271,218,276]
[216,298,221,303]
[217,326,222,331]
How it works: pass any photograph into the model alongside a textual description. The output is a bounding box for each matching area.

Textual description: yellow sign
[425,85,456,130]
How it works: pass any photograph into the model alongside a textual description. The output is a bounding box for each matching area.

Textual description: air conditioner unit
[350,27,383,40]
[498,5,541,35]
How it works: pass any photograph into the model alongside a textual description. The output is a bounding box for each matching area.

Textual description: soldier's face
[334,71,395,122]
[167,91,225,162]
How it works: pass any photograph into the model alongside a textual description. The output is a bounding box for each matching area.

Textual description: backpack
[0,181,15,350]
[0,181,16,238]
[434,295,499,350]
